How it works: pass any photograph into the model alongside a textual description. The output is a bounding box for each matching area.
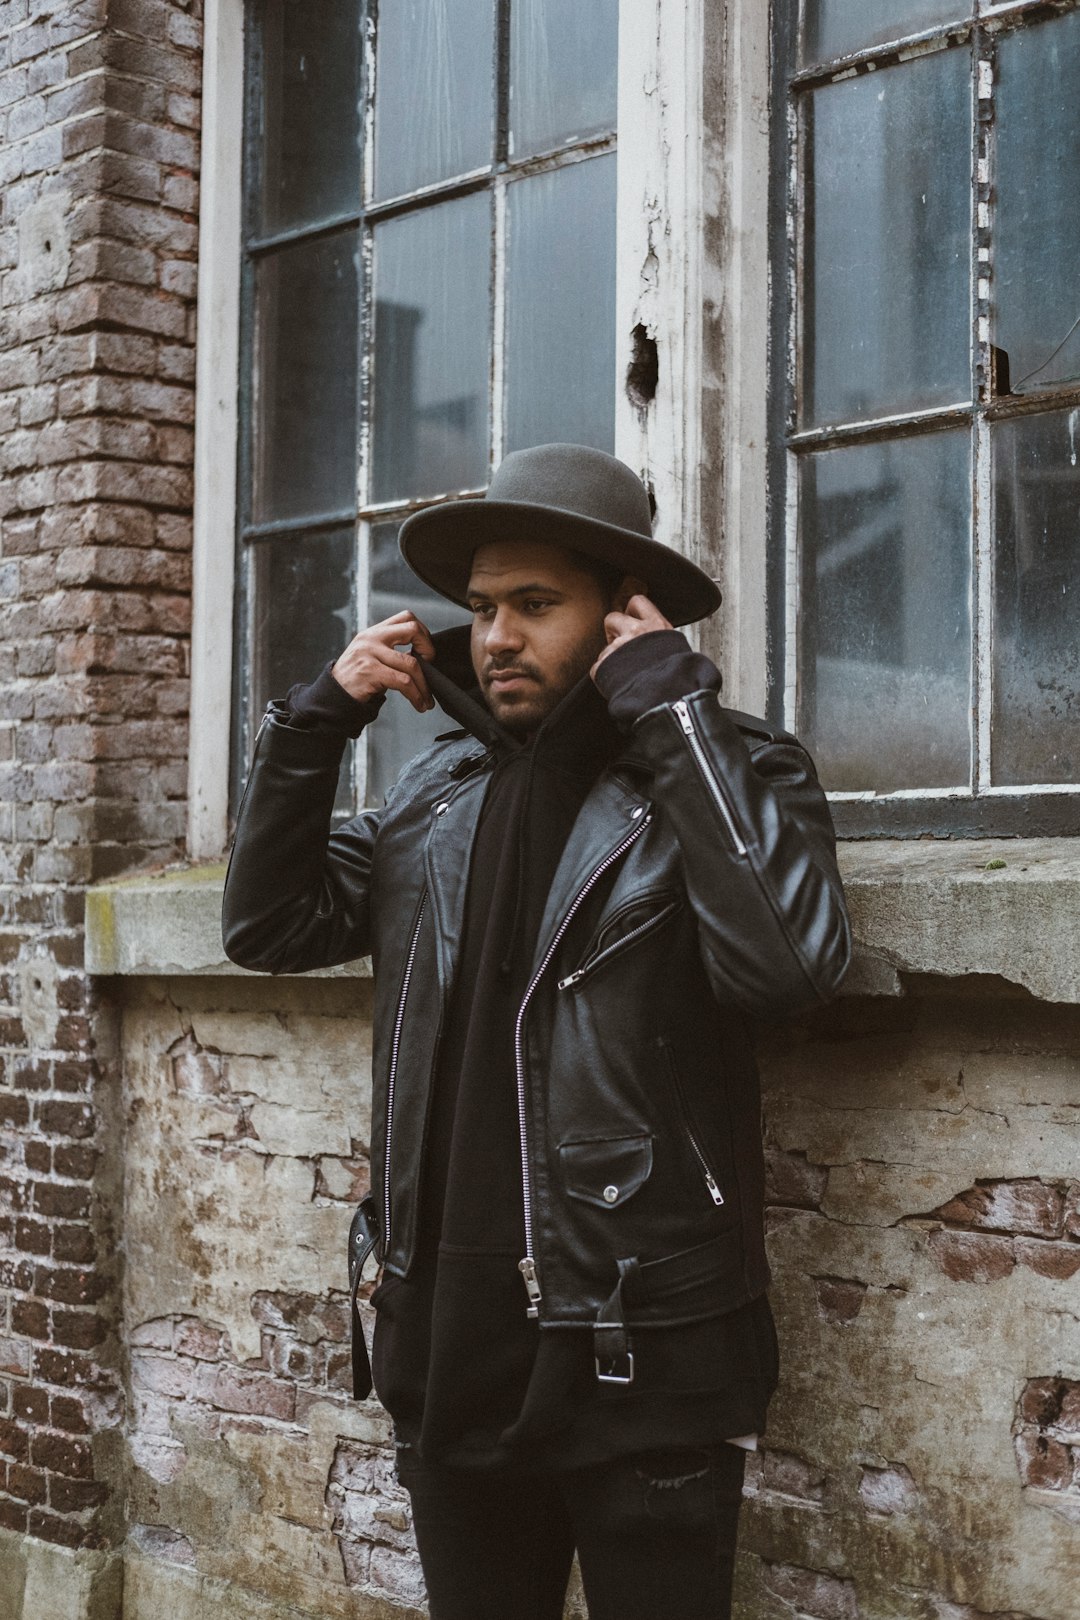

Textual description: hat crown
[486,444,652,540]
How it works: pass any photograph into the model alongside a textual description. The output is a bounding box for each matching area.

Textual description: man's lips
[486,670,536,691]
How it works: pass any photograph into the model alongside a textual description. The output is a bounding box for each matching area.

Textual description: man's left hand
[591,594,673,678]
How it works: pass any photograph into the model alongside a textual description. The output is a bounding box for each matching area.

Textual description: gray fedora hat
[398,443,721,628]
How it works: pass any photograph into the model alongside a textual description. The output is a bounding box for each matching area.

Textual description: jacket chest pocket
[558,891,680,991]
[559,1134,654,1209]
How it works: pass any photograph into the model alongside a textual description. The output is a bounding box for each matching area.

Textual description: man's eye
[471,605,495,620]
[524,599,551,613]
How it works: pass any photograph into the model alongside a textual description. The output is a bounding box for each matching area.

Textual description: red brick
[52,1223,96,1264]
[26,1507,86,1548]
[48,1475,108,1512]
[51,1309,107,1351]
[32,1181,92,1220]
[34,1099,94,1139]
[211,1367,296,1423]
[33,1264,107,1306]
[7,1462,48,1504]
[0,1497,29,1533]
[935,1179,1065,1240]
[1014,1430,1073,1491]
[49,1394,91,1436]
[11,1298,48,1339]
[928,1230,1016,1285]
[31,1431,93,1479]
[0,1419,29,1461]
[765,1146,828,1210]
[14,1218,51,1256]
[1014,1239,1080,1281]
[12,1385,47,1428]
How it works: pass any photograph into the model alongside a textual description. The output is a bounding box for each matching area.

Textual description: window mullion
[492,174,507,469]
[973,32,994,793]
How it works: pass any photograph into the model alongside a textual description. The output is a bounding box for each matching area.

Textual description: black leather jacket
[222,638,850,1370]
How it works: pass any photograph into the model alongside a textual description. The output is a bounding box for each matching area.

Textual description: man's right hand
[330,610,436,713]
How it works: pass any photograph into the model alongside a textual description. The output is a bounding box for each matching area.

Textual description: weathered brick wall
[0,0,200,1570]
[104,972,1080,1620]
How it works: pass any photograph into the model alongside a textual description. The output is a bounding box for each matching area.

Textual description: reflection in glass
[505,156,616,454]
[995,9,1080,395]
[373,0,494,200]
[372,195,491,503]
[366,524,471,806]
[802,0,967,63]
[804,49,970,427]
[993,410,1080,785]
[252,232,359,525]
[798,431,971,792]
[250,528,356,813]
[510,0,618,159]
[256,0,362,235]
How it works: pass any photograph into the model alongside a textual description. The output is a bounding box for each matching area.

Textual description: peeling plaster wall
[112,973,1080,1620]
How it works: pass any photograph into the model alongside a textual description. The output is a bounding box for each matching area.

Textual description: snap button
[603,1185,619,1204]
[630,806,644,819]
[434,801,449,816]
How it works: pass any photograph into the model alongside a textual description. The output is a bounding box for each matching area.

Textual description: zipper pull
[704,1170,725,1207]
[673,699,694,735]
[518,1257,542,1318]
[557,969,585,990]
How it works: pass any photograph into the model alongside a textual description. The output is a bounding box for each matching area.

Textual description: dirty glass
[802,0,969,64]
[992,410,1080,785]
[250,529,356,813]
[798,430,972,792]
[256,0,362,235]
[804,48,971,428]
[505,155,617,455]
[509,0,618,159]
[372,0,494,201]
[366,523,471,805]
[372,194,492,504]
[252,232,359,525]
[995,9,1080,396]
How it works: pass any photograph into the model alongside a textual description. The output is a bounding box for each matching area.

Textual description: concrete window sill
[83,838,1080,1003]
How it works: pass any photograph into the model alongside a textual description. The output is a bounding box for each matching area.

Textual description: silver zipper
[558,899,677,990]
[671,699,747,858]
[513,810,652,1316]
[661,1041,725,1207]
[383,893,427,1256]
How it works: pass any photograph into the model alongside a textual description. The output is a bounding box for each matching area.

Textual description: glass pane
[252,232,359,525]
[505,155,616,455]
[802,0,968,63]
[250,529,356,814]
[255,0,362,235]
[995,10,1080,395]
[992,410,1080,785]
[798,431,972,792]
[373,0,494,201]
[366,522,472,805]
[804,49,971,427]
[510,0,618,159]
[372,195,492,503]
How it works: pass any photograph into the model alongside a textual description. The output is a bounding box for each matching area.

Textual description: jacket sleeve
[221,704,380,975]
[630,687,851,1019]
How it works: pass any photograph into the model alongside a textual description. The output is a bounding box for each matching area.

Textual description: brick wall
[0,0,200,1561]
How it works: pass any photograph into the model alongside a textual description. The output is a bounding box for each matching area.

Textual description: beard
[479,634,605,738]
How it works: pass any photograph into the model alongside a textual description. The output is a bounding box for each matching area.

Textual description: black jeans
[399,1445,747,1620]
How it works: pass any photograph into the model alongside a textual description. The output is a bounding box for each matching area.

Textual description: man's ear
[613,574,649,612]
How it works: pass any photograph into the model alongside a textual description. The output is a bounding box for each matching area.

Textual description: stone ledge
[84,838,1080,1002]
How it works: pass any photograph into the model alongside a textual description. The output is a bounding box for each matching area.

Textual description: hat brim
[398,499,721,628]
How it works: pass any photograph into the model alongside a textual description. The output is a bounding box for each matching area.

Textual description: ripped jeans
[399,1445,747,1620]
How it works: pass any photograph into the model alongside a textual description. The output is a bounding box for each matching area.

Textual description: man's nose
[484,607,524,658]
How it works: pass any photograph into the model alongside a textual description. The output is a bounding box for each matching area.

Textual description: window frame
[190,0,744,857]
[768,0,1080,837]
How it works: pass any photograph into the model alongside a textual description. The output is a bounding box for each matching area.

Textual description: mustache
[482,660,542,684]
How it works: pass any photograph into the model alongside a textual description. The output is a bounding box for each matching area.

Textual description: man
[223,444,850,1620]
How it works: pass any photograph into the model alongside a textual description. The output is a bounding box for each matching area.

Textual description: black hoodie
[287,628,778,1472]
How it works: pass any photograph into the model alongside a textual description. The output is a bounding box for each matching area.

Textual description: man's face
[467,540,612,737]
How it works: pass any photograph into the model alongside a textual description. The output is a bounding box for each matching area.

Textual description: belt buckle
[595,1350,635,1385]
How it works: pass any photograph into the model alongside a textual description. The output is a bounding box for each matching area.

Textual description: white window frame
[187,0,772,859]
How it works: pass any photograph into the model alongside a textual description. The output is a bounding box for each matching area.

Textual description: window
[233,0,619,816]
[770,0,1080,835]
